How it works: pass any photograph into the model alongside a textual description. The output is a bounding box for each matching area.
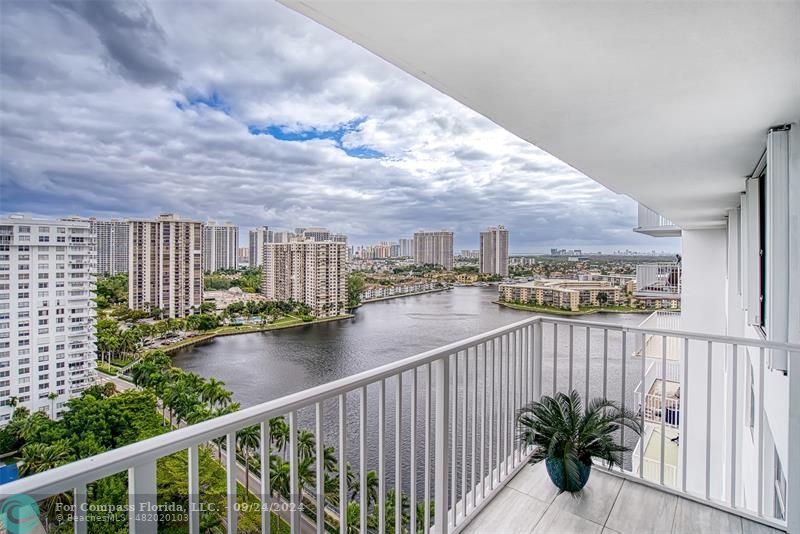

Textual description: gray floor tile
[462,487,548,534]
[552,469,624,525]
[532,505,603,534]
[741,518,785,534]
[605,480,678,534]
[507,462,560,504]
[672,498,743,534]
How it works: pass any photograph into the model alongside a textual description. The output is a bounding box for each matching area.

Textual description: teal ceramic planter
[545,457,592,492]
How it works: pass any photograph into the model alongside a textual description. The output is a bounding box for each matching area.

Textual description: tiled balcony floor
[463,463,783,534]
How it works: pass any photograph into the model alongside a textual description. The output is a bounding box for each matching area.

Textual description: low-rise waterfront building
[361,281,438,301]
[499,279,622,311]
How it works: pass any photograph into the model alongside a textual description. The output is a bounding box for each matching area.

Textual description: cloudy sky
[0,0,678,253]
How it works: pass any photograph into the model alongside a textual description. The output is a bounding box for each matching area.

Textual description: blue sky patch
[175,90,231,115]
[248,118,385,159]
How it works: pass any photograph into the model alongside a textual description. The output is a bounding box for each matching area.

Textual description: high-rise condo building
[399,238,414,257]
[298,227,330,242]
[413,230,454,270]
[237,247,249,266]
[128,214,203,318]
[262,240,347,318]
[272,231,295,244]
[0,215,97,425]
[203,222,239,272]
[248,226,273,268]
[90,218,129,276]
[480,225,509,276]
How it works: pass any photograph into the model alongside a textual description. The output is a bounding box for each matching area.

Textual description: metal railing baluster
[288,411,299,534]
[410,369,417,533]
[359,387,367,532]
[705,341,712,500]
[224,433,236,534]
[730,344,738,507]
[188,444,199,534]
[434,357,450,534]
[314,404,323,534]
[379,379,386,534]
[74,485,87,534]
[338,395,347,534]
[396,373,403,534]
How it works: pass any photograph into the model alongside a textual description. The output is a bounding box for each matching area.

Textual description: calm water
[172,286,642,404]
[172,287,646,498]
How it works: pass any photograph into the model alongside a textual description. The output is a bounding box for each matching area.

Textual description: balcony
[2,317,795,534]
[634,263,681,301]
[633,204,681,237]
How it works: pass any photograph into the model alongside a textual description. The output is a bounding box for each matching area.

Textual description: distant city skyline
[0,209,680,255]
[0,1,680,254]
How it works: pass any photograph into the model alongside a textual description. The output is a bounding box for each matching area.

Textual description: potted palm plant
[517,390,641,492]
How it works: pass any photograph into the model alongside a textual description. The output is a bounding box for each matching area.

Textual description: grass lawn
[97,362,118,376]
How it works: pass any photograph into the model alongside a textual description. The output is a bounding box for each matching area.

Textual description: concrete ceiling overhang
[278,0,800,230]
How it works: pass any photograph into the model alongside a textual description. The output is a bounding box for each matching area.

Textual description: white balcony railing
[635,262,682,298]
[2,317,796,534]
[633,204,681,237]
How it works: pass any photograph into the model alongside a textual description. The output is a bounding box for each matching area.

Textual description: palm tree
[296,430,316,462]
[202,378,227,409]
[183,372,206,400]
[322,445,338,472]
[516,390,641,492]
[269,455,291,497]
[237,425,261,494]
[298,457,316,491]
[353,470,380,509]
[19,441,72,475]
[383,488,410,534]
[47,392,58,419]
[323,471,340,506]
[269,417,290,453]
[344,501,361,534]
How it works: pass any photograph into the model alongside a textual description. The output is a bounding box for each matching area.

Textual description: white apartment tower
[413,230,454,270]
[479,225,509,276]
[399,238,414,257]
[0,215,97,425]
[90,219,129,276]
[203,222,239,272]
[128,214,203,318]
[262,240,347,318]
[248,226,273,268]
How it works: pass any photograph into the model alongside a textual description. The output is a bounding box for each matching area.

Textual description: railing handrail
[4,314,799,501]
[536,316,800,352]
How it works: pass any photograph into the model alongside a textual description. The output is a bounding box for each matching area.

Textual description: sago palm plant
[517,390,641,493]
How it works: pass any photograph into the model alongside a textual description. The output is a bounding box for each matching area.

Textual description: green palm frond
[517,390,642,490]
